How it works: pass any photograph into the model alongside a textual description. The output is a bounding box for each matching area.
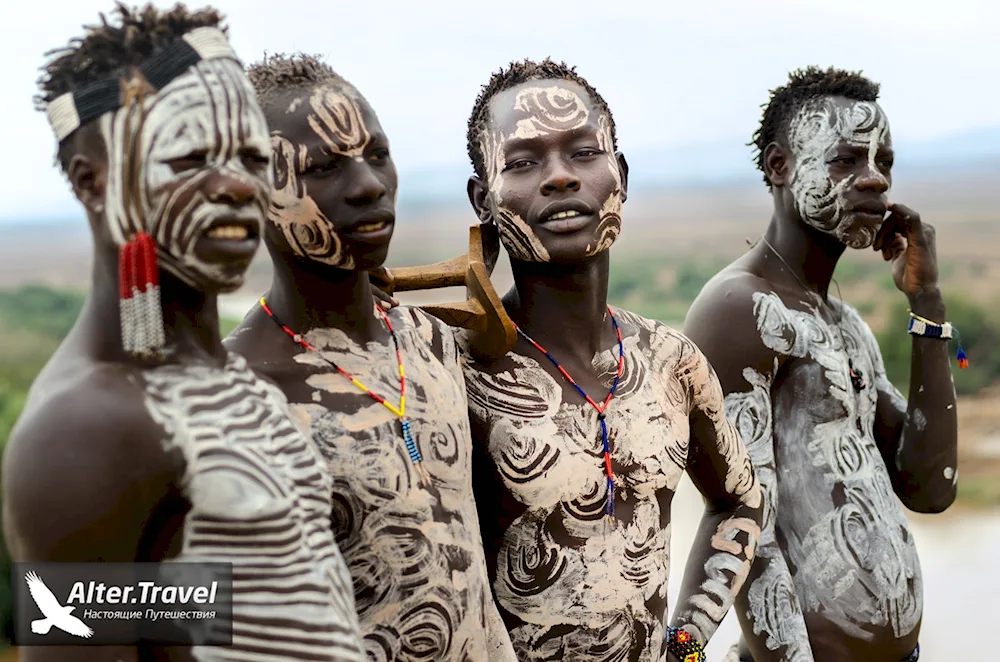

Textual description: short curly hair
[246,52,354,118]
[466,58,617,179]
[35,2,225,170]
[750,65,880,187]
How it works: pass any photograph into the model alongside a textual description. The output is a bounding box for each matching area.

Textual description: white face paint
[479,84,623,263]
[268,85,393,270]
[100,59,271,291]
[787,98,890,249]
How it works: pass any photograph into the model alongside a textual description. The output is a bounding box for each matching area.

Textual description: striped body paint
[100,57,271,291]
[141,352,366,661]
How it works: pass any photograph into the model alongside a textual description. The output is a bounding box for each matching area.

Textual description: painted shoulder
[611,305,701,360]
[838,299,886,363]
[392,304,460,362]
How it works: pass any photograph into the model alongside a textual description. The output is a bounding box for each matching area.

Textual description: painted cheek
[585,120,623,256]
[308,87,371,158]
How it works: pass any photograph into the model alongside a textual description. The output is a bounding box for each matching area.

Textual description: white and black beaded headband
[44,26,237,143]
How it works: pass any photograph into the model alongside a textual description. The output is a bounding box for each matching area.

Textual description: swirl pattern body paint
[787,99,890,249]
[269,86,384,269]
[479,85,623,262]
[100,58,271,291]
[286,308,509,661]
[726,292,921,656]
[141,353,365,661]
[464,311,760,661]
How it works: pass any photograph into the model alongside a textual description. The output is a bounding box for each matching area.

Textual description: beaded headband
[44,26,237,143]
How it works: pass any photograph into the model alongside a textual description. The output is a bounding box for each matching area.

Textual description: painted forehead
[145,58,270,157]
[487,80,603,137]
[787,96,890,150]
[271,83,380,154]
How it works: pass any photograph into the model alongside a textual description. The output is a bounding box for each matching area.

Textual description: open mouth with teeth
[194,220,261,265]
[545,210,583,221]
[537,208,593,233]
[204,224,252,240]
[352,221,389,233]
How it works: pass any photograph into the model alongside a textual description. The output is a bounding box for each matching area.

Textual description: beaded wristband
[908,311,968,368]
[907,312,953,339]
[665,626,706,661]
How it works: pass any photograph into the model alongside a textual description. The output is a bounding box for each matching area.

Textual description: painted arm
[2,382,179,661]
[871,205,958,513]
[667,333,764,651]
[683,282,814,662]
[445,326,517,661]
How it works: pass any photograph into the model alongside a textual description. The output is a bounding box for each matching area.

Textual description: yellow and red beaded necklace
[259,297,430,485]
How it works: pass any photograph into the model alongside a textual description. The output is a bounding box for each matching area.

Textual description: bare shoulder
[683,263,781,391]
[3,361,179,561]
[223,305,300,388]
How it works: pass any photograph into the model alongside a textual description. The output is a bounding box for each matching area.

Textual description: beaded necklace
[514,306,624,520]
[259,297,430,485]
[760,236,867,393]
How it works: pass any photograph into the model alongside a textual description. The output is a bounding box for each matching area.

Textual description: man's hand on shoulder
[3,369,181,562]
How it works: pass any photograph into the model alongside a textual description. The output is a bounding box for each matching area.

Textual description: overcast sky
[1,0,997,222]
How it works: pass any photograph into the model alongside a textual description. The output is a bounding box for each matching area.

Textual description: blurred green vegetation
[609,254,1000,397]
[0,285,240,646]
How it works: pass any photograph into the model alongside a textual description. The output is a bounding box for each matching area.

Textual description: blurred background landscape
[1,0,998,658]
[2,147,998,657]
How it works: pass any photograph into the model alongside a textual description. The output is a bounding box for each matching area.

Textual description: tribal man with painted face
[225,54,515,662]
[2,5,364,661]
[462,58,764,662]
[685,67,959,662]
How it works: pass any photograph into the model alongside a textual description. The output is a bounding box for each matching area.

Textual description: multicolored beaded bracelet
[665,626,705,662]
[908,310,968,368]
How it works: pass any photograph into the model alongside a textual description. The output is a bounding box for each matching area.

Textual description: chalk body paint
[141,352,365,661]
[465,310,759,661]
[269,86,384,269]
[480,85,622,263]
[100,58,271,290]
[287,308,506,661]
[735,291,921,649]
[787,99,890,249]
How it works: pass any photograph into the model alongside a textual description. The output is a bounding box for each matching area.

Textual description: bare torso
[464,309,718,662]
[5,343,364,662]
[139,352,366,661]
[228,305,504,662]
[741,290,921,658]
